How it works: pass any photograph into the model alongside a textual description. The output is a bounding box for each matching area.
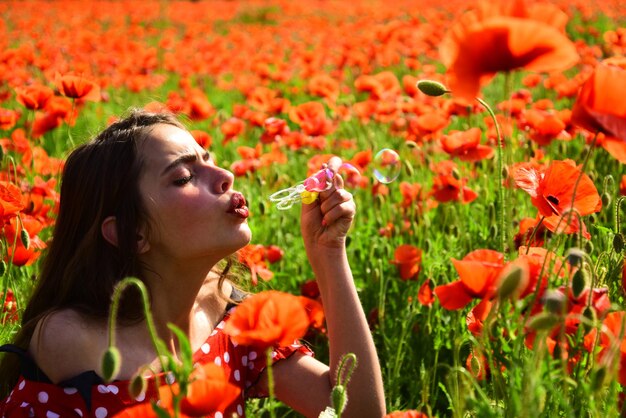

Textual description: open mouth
[228,192,249,219]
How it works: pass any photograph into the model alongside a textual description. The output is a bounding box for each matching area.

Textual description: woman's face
[137,123,251,262]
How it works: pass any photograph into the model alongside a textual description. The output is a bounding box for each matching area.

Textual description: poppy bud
[416,80,450,97]
[571,269,587,299]
[543,290,566,315]
[565,247,585,267]
[403,159,414,177]
[527,312,560,331]
[0,261,6,277]
[128,372,147,400]
[451,168,461,180]
[331,384,348,414]
[498,263,528,300]
[20,229,30,250]
[582,305,597,333]
[613,233,624,253]
[101,346,121,383]
[601,192,611,208]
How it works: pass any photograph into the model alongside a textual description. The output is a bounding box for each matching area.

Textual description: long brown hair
[0,109,189,395]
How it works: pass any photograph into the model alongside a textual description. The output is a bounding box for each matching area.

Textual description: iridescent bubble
[373,149,401,184]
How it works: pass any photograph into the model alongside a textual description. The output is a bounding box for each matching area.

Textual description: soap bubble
[373,149,401,184]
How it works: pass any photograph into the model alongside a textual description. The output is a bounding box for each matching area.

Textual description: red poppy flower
[441,128,494,162]
[571,58,626,142]
[260,117,289,144]
[434,249,505,310]
[223,290,310,349]
[512,160,601,236]
[0,181,25,223]
[440,15,579,100]
[220,117,245,144]
[189,130,212,148]
[391,244,422,280]
[15,84,54,110]
[289,101,333,137]
[417,279,435,307]
[237,244,273,286]
[384,411,430,418]
[1,289,18,324]
[0,108,19,130]
[55,73,101,101]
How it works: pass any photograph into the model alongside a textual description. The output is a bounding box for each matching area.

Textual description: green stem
[266,348,276,418]
[107,277,167,376]
[476,97,506,255]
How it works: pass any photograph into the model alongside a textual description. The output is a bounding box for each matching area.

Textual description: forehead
[140,123,200,166]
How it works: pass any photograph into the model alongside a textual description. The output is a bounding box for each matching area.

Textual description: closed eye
[173,174,193,186]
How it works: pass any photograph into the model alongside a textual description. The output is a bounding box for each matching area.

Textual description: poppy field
[2,0,626,416]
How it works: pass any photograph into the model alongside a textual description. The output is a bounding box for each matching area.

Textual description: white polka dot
[249,351,257,360]
[165,373,175,385]
[216,322,225,330]
[106,385,119,394]
[234,369,241,381]
[63,387,78,395]
[237,404,244,415]
[210,330,218,337]
[20,402,28,407]
[232,340,238,347]
[46,412,60,418]
[28,408,35,418]
[135,391,146,402]
[74,409,84,417]
[215,412,223,418]
[95,407,108,418]
[224,352,230,363]
[38,392,49,403]
[214,356,222,366]
[248,361,255,370]
[272,352,278,359]
[18,380,25,390]
[201,343,211,354]
[242,355,248,366]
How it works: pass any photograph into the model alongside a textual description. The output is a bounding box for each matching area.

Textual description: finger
[320,188,352,215]
[322,200,356,226]
[327,156,342,173]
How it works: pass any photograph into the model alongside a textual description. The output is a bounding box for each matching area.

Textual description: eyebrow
[161,151,211,176]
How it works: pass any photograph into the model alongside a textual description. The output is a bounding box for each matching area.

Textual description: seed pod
[101,346,121,383]
[416,80,449,97]
[582,306,597,333]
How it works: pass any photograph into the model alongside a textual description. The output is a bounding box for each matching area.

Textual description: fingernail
[321,219,327,227]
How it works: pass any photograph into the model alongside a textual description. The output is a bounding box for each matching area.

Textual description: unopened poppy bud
[602,192,611,208]
[0,260,6,276]
[20,229,30,250]
[582,305,597,333]
[527,312,560,331]
[469,354,482,377]
[543,290,566,315]
[416,80,450,97]
[613,233,624,253]
[498,263,529,300]
[571,269,587,299]
[565,247,585,267]
[331,384,347,414]
[451,168,461,180]
[101,346,121,383]
[128,372,147,399]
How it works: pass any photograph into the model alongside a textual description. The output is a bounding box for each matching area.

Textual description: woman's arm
[268,157,386,417]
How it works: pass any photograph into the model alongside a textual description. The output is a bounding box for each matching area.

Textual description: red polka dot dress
[0,304,314,417]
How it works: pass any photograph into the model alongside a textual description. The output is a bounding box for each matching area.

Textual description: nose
[210,166,234,194]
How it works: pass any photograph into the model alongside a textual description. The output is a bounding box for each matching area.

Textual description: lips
[228,192,249,219]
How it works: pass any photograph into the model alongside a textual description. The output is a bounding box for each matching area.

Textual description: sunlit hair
[0,109,236,395]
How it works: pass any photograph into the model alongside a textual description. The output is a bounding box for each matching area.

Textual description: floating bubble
[373,149,401,184]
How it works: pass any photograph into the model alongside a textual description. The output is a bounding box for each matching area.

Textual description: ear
[136,229,150,254]
[101,216,119,247]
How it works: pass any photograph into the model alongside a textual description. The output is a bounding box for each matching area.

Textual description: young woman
[0,110,386,417]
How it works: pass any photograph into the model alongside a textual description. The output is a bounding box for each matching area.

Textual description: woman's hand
[300,156,356,252]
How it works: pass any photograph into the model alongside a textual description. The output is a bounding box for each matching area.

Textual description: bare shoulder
[29,308,105,383]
